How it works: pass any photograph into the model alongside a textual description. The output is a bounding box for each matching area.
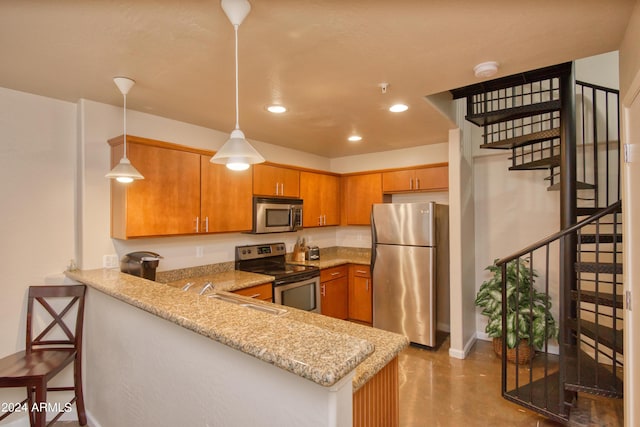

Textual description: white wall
[0,87,77,420]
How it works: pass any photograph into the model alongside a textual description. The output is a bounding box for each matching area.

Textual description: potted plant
[475,258,558,363]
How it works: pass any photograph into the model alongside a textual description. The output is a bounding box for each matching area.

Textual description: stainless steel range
[235,243,321,313]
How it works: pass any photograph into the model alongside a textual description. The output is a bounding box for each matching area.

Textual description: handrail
[496,200,622,266]
[575,79,620,95]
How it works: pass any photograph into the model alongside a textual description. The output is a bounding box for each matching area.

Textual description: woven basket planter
[493,337,533,365]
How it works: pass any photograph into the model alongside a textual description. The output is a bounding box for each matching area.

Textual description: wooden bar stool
[0,285,87,427]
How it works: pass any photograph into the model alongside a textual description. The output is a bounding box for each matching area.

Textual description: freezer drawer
[372,244,436,347]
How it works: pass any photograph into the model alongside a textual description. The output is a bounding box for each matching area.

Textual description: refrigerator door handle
[370,208,377,275]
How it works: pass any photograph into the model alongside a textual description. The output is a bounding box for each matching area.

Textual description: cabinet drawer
[351,265,371,278]
[320,265,348,282]
[233,283,273,301]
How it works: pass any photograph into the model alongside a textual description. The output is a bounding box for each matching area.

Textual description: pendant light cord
[234,24,240,130]
[123,92,128,159]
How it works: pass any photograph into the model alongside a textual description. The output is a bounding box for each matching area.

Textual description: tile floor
[54,338,623,427]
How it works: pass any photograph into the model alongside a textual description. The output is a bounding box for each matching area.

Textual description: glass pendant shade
[106,76,144,183]
[105,157,145,183]
[211,129,264,171]
[212,0,265,171]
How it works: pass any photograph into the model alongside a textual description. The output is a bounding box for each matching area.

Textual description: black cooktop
[235,243,319,285]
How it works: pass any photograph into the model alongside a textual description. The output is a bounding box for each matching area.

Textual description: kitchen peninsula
[65,252,407,427]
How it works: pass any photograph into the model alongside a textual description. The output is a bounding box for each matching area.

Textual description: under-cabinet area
[108,135,448,238]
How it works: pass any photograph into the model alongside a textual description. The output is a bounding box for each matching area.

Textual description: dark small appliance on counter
[120,251,162,281]
[306,246,320,260]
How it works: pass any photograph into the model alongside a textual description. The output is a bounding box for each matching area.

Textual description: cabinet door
[413,165,448,191]
[253,164,300,197]
[201,157,253,232]
[113,142,201,238]
[300,172,341,227]
[300,171,323,227]
[320,174,341,226]
[321,276,349,320]
[349,265,372,324]
[382,169,414,193]
[343,173,382,225]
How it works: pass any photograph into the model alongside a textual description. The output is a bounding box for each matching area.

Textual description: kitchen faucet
[198,282,214,295]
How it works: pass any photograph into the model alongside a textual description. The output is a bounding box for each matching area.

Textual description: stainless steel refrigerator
[371,201,448,347]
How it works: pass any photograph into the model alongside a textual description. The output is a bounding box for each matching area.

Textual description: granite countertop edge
[64,252,407,392]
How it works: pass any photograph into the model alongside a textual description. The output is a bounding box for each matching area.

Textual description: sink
[208,293,288,316]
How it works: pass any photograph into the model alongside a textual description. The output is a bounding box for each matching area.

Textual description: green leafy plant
[475,258,558,350]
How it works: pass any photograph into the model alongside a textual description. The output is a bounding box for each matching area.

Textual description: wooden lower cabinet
[320,265,349,319]
[353,356,399,427]
[348,265,372,324]
[232,283,273,302]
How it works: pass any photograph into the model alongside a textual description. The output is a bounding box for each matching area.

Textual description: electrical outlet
[103,254,119,269]
[196,246,204,258]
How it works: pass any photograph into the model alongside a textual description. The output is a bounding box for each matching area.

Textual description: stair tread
[564,346,623,397]
[547,181,596,191]
[570,290,624,308]
[575,261,623,274]
[579,234,623,245]
[466,100,561,126]
[567,318,624,354]
[504,370,569,423]
[509,154,561,170]
[481,128,561,150]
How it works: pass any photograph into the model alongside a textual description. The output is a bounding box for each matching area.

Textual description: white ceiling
[0,0,635,158]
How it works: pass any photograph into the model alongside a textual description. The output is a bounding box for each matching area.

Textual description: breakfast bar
[65,266,407,427]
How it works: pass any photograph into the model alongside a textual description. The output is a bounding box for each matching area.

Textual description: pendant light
[105,77,144,183]
[211,0,265,171]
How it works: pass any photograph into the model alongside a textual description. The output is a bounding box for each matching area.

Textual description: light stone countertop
[65,264,407,391]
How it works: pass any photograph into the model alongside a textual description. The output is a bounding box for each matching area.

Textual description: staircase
[451,63,623,423]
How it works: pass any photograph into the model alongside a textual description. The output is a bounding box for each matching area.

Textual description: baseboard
[86,409,103,427]
[448,333,476,359]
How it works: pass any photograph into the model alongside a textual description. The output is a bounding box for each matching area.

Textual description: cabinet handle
[366,279,369,291]
[356,270,367,274]
[195,217,200,233]
[323,214,327,225]
[321,283,326,297]
[205,216,209,233]
[409,178,413,190]
[248,293,261,299]
[280,183,284,195]
[275,182,279,195]
[330,272,340,276]
[318,216,322,226]
[416,178,420,189]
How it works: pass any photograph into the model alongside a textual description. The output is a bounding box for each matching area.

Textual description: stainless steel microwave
[252,197,303,233]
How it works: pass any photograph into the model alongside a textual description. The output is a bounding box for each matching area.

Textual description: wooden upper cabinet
[382,164,448,193]
[343,173,382,225]
[110,135,255,239]
[299,171,340,227]
[253,164,300,197]
[111,138,201,238]
[200,157,253,233]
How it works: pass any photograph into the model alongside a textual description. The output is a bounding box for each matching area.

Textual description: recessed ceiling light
[348,135,362,142]
[389,104,408,113]
[267,105,287,113]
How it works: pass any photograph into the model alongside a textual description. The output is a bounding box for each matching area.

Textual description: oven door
[273,276,321,313]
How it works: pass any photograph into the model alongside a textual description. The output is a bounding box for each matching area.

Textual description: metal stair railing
[495,200,622,422]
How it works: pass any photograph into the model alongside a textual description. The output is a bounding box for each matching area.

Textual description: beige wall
[619,3,640,425]
[0,87,77,421]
